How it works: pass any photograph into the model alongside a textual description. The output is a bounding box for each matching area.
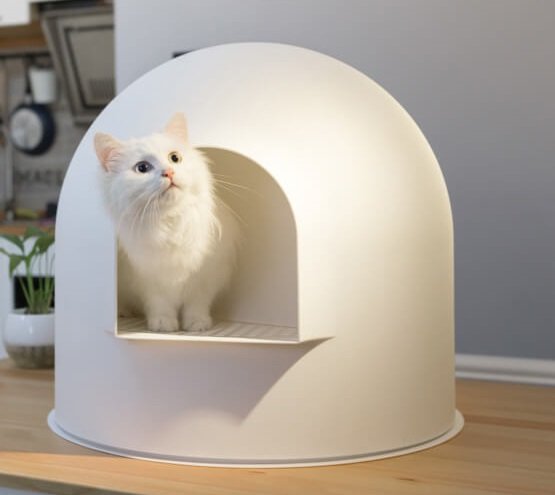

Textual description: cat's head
[94,113,213,223]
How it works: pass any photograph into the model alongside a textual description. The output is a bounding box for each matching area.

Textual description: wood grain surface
[0,221,54,236]
[0,359,554,495]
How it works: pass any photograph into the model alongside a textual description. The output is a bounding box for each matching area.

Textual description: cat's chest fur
[122,204,218,280]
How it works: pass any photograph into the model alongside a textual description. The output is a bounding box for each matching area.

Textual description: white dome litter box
[49,42,463,467]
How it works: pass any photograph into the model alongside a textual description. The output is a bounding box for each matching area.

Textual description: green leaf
[23,226,47,240]
[8,255,25,276]
[0,233,24,251]
[1,227,54,313]
[33,235,55,255]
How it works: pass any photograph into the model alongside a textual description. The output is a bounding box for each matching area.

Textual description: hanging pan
[8,60,56,156]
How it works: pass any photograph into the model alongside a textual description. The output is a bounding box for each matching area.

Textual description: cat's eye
[168,151,182,164]
[134,161,154,174]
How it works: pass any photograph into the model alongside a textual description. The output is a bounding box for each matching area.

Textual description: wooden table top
[0,359,554,495]
[0,220,54,236]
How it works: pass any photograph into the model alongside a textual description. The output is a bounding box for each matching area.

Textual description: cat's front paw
[183,315,213,333]
[147,315,179,332]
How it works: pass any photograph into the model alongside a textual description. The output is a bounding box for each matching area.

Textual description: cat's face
[95,113,212,221]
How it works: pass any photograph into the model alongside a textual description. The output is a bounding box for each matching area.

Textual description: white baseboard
[456,354,555,386]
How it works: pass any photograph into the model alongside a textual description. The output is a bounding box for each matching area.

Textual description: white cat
[94,113,239,332]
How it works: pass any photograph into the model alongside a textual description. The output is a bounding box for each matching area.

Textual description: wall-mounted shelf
[0,21,47,53]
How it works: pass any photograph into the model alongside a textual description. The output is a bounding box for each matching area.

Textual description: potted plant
[0,226,55,368]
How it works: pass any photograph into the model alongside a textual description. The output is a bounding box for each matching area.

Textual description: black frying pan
[8,63,56,156]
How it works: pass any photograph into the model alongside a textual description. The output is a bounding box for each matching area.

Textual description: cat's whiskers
[124,188,159,237]
[136,190,160,233]
[117,190,146,232]
[215,196,247,228]
[149,191,163,227]
[213,182,240,201]
[141,188,166,229]
[126,192,150,234]
[211,179,253,227]
[214,183,244,199]
[213,177,258,194]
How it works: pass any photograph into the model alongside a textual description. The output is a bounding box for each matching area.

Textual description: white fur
[95,114,239,332]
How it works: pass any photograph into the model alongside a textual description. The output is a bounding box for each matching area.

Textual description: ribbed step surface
[117,317,299,344]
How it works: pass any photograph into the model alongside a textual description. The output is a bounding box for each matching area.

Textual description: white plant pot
[3,310,54,368]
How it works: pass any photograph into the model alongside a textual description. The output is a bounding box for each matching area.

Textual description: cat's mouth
[163,181,180,193]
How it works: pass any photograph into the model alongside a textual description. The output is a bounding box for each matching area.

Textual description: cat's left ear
[164,113,188,143]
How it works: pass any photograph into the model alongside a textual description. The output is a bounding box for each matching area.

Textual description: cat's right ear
[94,133,122,171]
[164,113,188,143]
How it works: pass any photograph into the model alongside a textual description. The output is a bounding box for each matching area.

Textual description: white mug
[28,66,57,104]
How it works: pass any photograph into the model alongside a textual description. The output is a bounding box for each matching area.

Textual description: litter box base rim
[47,409,464,468]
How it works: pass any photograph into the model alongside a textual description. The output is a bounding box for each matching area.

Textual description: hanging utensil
[8,58,56,155]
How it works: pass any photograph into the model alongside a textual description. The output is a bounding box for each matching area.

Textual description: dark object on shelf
[46,202,57,219]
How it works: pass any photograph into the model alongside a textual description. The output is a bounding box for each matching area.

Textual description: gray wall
[114,0,555,359]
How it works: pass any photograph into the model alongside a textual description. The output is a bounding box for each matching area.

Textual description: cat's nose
[161,168,175,179]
